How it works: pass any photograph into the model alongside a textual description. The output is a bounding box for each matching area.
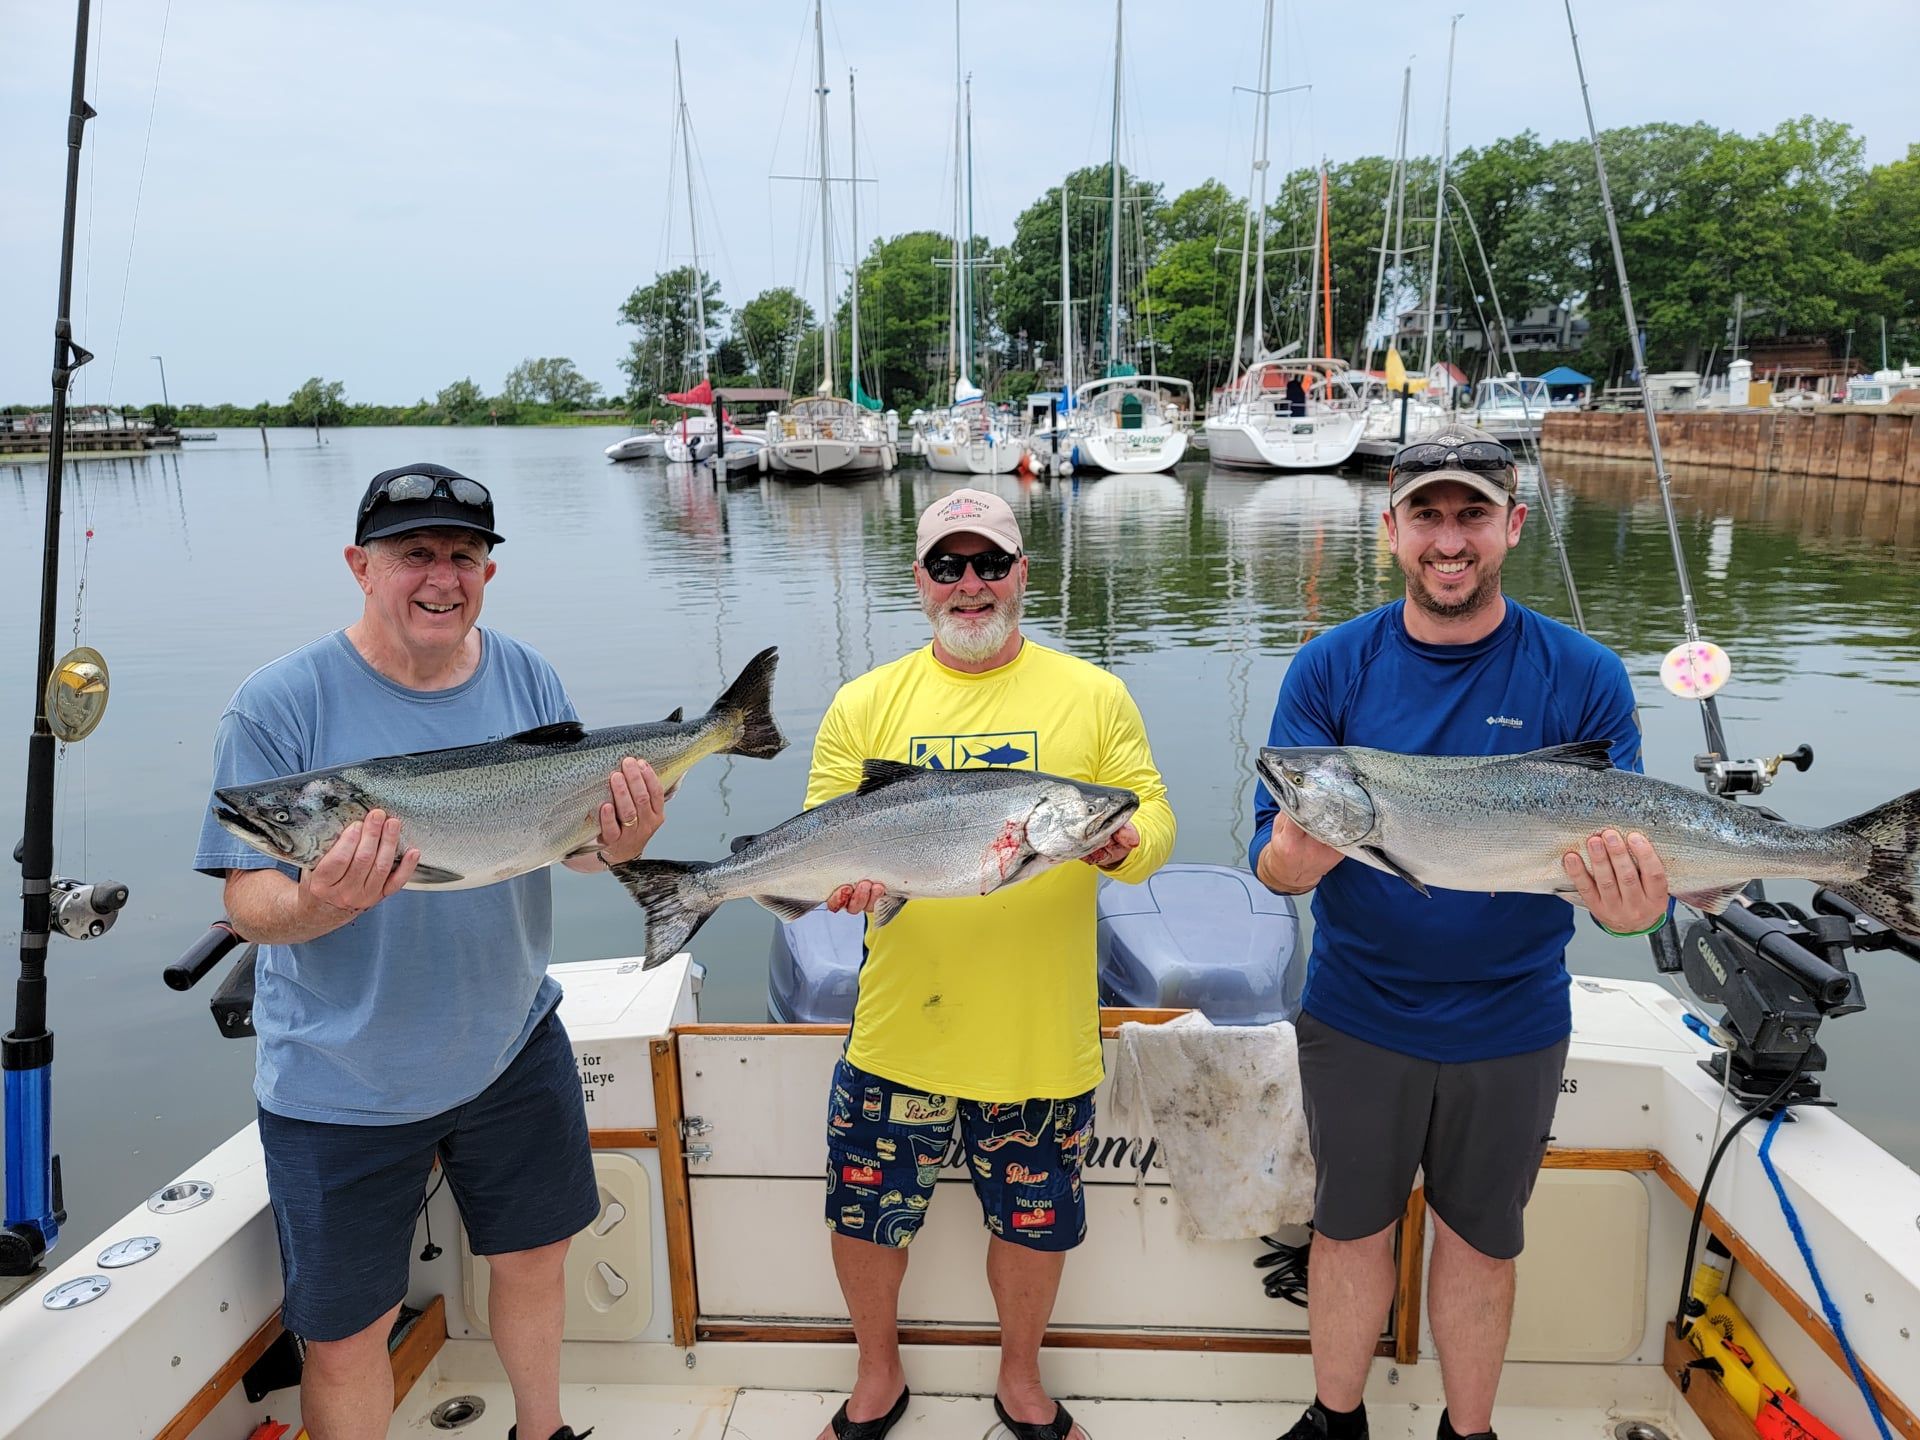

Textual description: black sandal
[830,1385,910,1439]
[993,1394,1081,1440]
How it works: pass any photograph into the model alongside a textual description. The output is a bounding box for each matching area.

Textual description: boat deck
[390,1378,1672,1440]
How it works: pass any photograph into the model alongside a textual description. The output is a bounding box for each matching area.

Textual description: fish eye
[272,809,291,823]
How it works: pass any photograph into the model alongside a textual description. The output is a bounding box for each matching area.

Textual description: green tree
[833,231,951,410]
[730,287,817,389]
[502,357,600,409]
[287,376,347,426]
[435,377,489,424]
[1840,142,1920,361]
[617,266,726,405]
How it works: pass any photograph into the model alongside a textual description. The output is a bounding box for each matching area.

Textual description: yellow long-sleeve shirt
[804,639,1175,1102]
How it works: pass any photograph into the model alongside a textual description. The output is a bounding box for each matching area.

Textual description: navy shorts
[257,1006,599,1342]
[824,1055,1094,1252]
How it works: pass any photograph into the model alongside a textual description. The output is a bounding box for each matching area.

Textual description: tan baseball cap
[915,488,1023,562]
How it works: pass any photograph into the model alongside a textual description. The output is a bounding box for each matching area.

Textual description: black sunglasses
[923,549,1019,584]
[359,471,491,517]
[1389,440,1515,481]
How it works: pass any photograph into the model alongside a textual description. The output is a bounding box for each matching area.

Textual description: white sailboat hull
[923,434,1025,474]
[768,439,890,478]
[1074,424,1187,475]
[1204,409,1365,470]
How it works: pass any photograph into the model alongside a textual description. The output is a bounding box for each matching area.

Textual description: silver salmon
[1257,740,1920,933]
[613,761,1138,966]
[212,647,785,889]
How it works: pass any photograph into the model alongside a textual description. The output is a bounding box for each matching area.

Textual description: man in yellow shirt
[806,488,1175,1440]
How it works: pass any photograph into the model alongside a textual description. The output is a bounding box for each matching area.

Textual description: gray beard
[1399,554,1502,622]
[924,583,1024,662]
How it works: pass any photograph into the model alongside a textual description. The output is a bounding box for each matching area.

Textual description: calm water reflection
[4,427,1920,1249]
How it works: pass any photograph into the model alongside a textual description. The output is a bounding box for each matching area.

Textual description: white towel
[1107,1011,1315,1241]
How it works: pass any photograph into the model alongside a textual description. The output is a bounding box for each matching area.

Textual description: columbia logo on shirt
[1485,715,1524,729]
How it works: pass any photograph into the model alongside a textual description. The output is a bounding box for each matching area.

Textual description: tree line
[623,117,1919,413]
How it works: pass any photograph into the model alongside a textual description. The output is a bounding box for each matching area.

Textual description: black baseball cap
[353,463,505,547]
[1387,424,1519,509]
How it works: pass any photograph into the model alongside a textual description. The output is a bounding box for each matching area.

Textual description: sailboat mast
[849,68,862,403]
[1059,184,1074,399]
[1320,168,1334,360]
[813,0,835,396]
[676,43,709,389]
[1306,163,1323,356]
[1421,14,1459,375]
[1107,0,1123,373]
[1365,66,1411,373]
[964,76,976,385]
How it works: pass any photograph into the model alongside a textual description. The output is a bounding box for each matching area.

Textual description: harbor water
[4,425,1920,1251]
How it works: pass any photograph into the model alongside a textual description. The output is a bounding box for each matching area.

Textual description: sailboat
[1204,2,1365,472]
[768,3,894,480]
[657,44,766,477]
[1068,0,1193,477]
[922,29,1025,479]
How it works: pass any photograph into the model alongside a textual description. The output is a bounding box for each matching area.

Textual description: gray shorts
[1296,1012,1567,1261]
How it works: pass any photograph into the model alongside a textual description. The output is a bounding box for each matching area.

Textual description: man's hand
[1562,828,1670,933]
[302,808,420,917]
[1255,815,1344,895]
[826,879,889,916]
[1082,822,1139,871]
[592,758,667,868]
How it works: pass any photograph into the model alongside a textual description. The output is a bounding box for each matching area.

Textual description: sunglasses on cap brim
[358,471,491,518]
[1388,440,1516,482]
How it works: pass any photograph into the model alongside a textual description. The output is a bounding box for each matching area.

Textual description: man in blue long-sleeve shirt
[1251,426,1669,1440]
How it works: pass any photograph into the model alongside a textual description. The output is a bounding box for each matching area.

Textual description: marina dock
[1541,407,1920,483]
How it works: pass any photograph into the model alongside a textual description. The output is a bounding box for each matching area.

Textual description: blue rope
[1757,1109,1894,1440]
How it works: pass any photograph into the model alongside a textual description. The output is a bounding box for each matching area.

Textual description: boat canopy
[1538,365,1593,386]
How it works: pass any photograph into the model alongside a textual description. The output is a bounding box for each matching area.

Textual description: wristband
[1599,910,1669,938]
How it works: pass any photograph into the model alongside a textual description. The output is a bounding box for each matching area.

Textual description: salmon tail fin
[709,646,786,760]
[1829,787,1920,935]
[610,857,719,969]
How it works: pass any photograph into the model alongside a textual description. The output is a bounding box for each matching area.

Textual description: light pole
[149,354,171,415]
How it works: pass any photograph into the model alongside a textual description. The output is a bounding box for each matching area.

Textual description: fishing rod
[4,0,128,1280]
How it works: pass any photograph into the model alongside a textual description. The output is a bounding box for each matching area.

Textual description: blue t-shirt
[193,628,578,1124]
[1248,599,1641,1062]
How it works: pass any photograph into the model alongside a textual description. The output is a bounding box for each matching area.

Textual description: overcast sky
[3,0,1912,408]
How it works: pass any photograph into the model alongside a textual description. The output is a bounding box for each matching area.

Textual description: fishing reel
[1692,744,1813,799]
[1654,888,1920,1110]
[49,876,129,940]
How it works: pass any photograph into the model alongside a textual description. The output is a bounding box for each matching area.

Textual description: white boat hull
[604,432,668,462]
[768,439,891,478]
[1205,410,1365,470]
[9,959,1918,1439]
[923,434,1025,475]
[1073,425,1188,474]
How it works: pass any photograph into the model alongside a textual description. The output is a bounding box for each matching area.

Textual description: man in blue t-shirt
[1250,427,1669,1440]
[193,464,664,1440]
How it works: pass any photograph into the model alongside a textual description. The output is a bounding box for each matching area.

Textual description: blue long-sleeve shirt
[1249,599,1642,1062]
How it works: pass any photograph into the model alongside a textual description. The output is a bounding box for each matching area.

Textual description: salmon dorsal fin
[505,721,587,746]
[661,707,685,724]
[856,759,922,796]
[1526,740,1615,771]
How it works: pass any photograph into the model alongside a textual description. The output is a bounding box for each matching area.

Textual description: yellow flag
[1385,348,1407,394]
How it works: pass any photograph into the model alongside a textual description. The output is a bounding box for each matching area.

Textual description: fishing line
[101,0,171,408]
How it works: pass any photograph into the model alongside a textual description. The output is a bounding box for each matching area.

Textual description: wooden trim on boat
[389,1293,447,1409]
[154,1294,447,1440]
[693,1320,1348,1355]
[1394,1188,1428,1366]
[154,1309,285,1440]
[1663,1320,1759,1440]
[589,1127,659,1149]
[1650,1153,1920,1440]
[1541,1146,1657,1171]
[652,1036,700,1349]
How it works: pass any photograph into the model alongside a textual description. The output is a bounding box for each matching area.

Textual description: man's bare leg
[986,1237,1088,1440]
[1306,1224,1398,1410]
[815,1232,910,1440]
[1426,1211,1514,1435]
[488,1237,572,1440]
[300,1301,402,1440]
